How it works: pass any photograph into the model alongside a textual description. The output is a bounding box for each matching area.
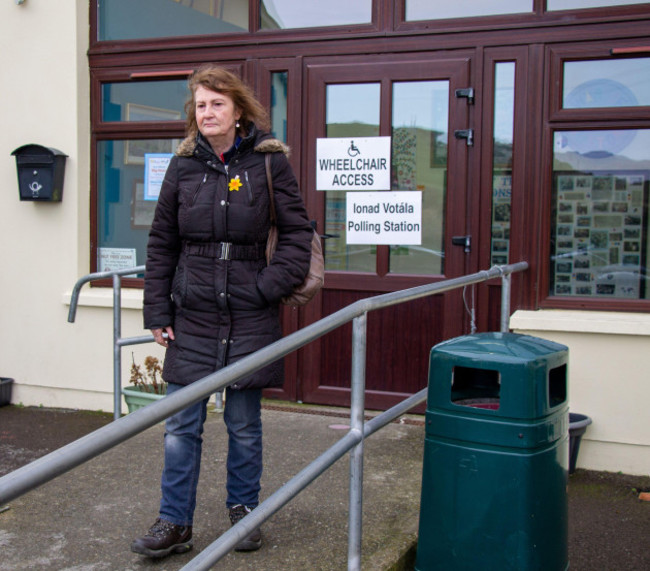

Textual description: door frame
[297,53,478,409]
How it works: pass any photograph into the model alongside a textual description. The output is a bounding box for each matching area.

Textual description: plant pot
[569,412,592,474]
[122,384,166,413]
[0,377,13,407]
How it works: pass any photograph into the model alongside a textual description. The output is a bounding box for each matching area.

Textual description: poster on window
[144,153,173,201]
[552,172,648,298]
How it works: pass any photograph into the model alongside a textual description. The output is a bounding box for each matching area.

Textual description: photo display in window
[491,173,512,265]
[551,171,648,298]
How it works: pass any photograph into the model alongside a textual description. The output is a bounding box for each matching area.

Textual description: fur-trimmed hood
[175,128,290,158]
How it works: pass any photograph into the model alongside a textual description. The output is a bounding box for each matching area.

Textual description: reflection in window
[97,139,179,272]
[406,0,532,21]
[261,0,371,29]
[270,72,288,142]
[390,81,448,276]
[98,0,247,41]
[490,62,515,266]
[563,58,650,109]
[324,83,380,272]
[550,129,650,299]
[547,0,647,10]
[102,81,188,122]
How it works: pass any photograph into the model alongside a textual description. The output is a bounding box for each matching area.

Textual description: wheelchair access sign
[316,137,391,191]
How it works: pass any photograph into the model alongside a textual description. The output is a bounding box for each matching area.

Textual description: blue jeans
[159,383,263,526]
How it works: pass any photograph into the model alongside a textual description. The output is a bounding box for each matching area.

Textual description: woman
[131,65,312,558]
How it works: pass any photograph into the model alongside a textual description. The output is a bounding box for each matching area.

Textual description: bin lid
[427,332,569,421]
[433,332,567,363]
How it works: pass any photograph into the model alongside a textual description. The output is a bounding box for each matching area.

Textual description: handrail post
[500,271,512,332]
[113,273,122,421]
[348,312,367,571]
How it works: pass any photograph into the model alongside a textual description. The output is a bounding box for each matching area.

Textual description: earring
[235,121,240,128]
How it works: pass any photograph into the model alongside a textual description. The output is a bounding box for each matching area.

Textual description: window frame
[540,41,650,311]
[89,1,650,53]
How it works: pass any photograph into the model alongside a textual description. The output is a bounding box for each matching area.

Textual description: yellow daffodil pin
[229,175,243,192]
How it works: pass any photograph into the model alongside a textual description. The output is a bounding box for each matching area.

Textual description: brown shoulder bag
[264,153,325,306]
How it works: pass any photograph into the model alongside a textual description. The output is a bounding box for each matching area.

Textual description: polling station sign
[316,137,391,191]
[346,191,422,245]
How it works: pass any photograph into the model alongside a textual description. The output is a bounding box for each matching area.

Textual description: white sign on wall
[98,248,137,272]
[316,137,391,191]
[346,191,422,245]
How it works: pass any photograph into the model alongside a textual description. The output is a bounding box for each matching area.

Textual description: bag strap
[265,153,277,225]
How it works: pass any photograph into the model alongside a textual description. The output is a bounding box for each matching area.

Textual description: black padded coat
[143,125,312,389]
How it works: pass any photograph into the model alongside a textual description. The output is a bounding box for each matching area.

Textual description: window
[261,0,372,29]
[563,58,650,109]
[95,75,189,273]
[405,0,532,21]
[96,137,181,272]
[97,0,248,40]
[324,83,380,272]
[270,72,288,141]
[547,0,648,10]
[548,53,650,302]
[490,62,515,266]
[550,129,650,299]
[102,81,188,122]
[390,81,448,275]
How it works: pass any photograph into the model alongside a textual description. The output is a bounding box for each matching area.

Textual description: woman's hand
[152,326,175,347]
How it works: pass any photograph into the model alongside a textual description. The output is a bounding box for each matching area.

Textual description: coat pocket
[171,266,187,307]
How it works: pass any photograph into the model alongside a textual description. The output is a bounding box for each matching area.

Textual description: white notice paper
[316,137,391,191]
[98,248,137,272]
[144,153,173,201]
[346,191,422,245]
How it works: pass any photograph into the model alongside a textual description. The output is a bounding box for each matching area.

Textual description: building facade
[1,0,649,475]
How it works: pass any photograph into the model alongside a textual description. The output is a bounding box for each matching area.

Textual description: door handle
[454,129,474,146]
[452,235,471,253]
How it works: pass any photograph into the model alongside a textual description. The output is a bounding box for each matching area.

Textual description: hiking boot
[229,504,262,551]
[131,517,193,558]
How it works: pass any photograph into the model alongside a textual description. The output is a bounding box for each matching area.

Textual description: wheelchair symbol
[347,140,361,157]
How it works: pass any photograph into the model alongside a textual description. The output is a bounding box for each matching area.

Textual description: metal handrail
[2,261,527,570]
[68,264,149,420]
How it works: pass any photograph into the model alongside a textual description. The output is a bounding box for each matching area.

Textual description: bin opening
[451,366,500,410]
[549,364,567,408]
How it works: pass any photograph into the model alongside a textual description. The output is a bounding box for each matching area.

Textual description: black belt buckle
[219,242,232,260]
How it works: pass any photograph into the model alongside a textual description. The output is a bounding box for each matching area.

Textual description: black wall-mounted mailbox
[11,144,68,201]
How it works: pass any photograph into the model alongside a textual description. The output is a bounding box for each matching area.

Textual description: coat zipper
[244,171,254,204]
[191,173,208,206]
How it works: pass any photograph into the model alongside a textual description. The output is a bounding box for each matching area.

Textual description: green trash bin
[415,332,569,571]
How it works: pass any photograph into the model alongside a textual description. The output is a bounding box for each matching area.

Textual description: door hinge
[455,87,475,105]
[454,129,474,146]
[452,235,471,253]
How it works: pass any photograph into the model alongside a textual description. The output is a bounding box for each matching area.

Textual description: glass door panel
[490,62,515,266]
[324,83,380,272]
[390,80,449,275]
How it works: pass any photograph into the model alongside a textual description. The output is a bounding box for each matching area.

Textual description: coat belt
[183,241,266,260]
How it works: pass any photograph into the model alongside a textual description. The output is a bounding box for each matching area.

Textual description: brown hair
[184,65,270,138]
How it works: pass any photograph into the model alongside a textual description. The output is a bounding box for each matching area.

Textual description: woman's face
[195,85,241,147]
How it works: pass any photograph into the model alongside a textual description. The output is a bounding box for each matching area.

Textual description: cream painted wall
[0,1,158,414]
[511,310,650,476]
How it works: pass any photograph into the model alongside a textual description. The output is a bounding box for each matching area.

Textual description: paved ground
[0,403,649,570]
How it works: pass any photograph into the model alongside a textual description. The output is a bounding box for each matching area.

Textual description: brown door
[297,55,476,410]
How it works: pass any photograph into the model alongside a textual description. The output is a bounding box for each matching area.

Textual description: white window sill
[510,310,650,336]
[63,288,144,311]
